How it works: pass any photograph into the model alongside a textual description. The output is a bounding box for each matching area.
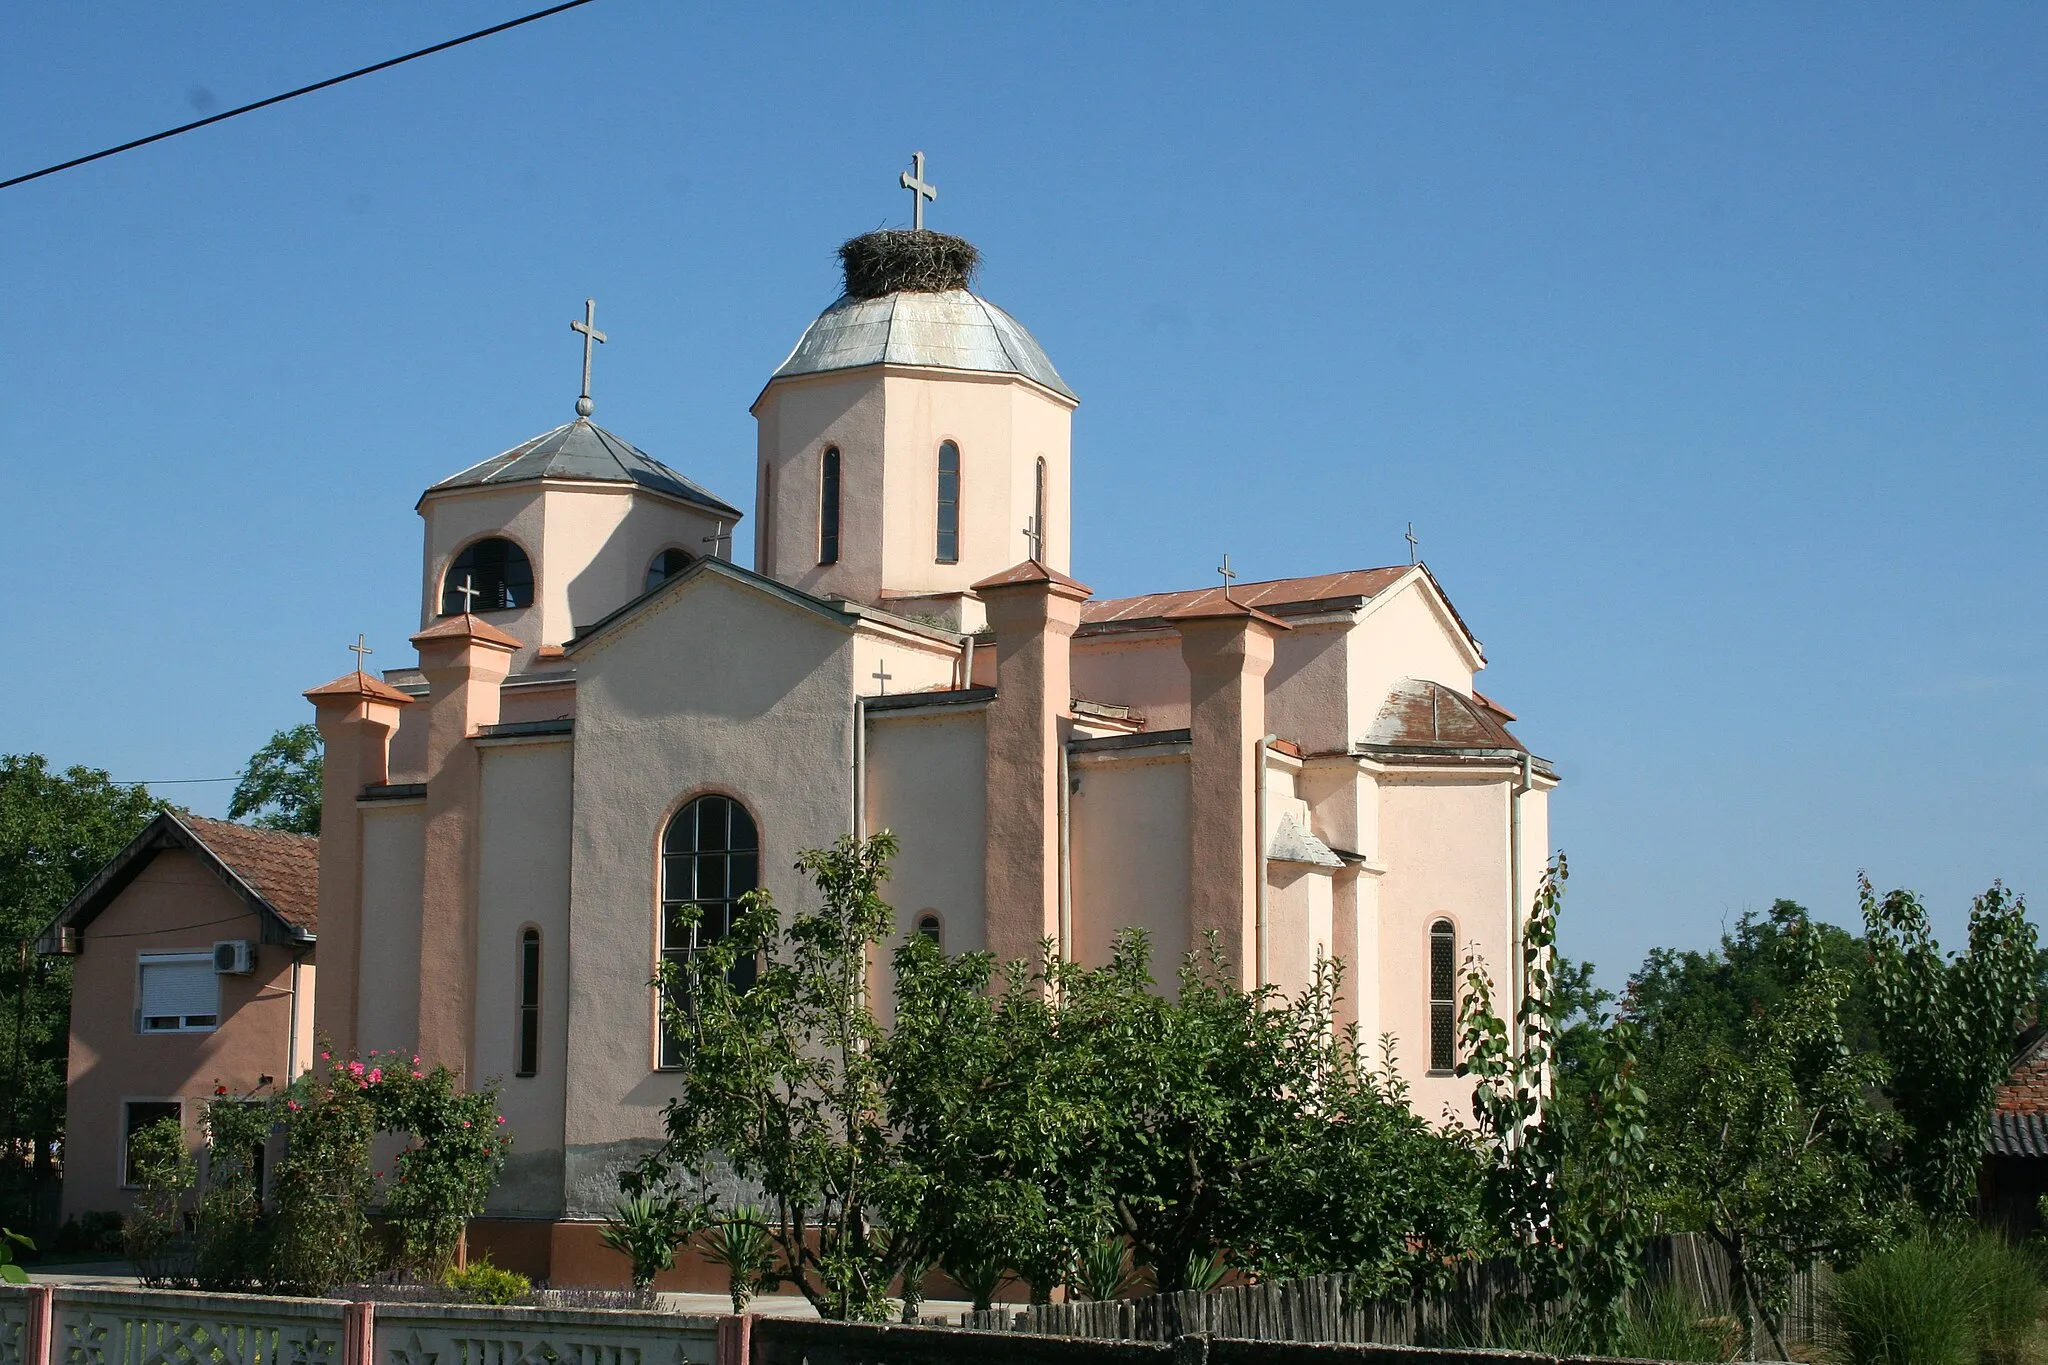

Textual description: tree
[0,755,165,1193]
[1862,876,2039,1219]
[1641,914,1904,1358]
[228,724,322,835]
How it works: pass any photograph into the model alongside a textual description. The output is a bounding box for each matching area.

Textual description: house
[40,812,316,1219]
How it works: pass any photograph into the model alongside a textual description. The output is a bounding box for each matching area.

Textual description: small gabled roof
[565,553,857,655]
[422,418,743,518]
[40,812,317,952]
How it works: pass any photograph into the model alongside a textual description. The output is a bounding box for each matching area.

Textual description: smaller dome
[771,290,1076,402]
[425,418,742,516]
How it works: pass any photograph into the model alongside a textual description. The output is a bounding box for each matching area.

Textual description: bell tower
[751,228,1078,631]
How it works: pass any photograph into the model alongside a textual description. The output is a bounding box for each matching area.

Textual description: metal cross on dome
[900,151,936,231]
[571,298,607,418]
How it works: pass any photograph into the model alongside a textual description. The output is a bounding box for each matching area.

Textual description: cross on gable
[1218,553,1237,601]
[871,661,893,695]
[348,633,374,679]
[702,520,733,557]
[454,574,482,614]
[900,151,936,231]
[571,298,607,418]
[1405,522,1420,566]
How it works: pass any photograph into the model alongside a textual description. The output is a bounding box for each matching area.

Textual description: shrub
[599,1192,695,1290]
[1823,1229,1991,1365]
[1073,1233,1136,1301]
[701,1205,775,1314]
[1611,1284,1740,1363]
[269,1061,377,1292]
[124,1116,194,1286]
[444,1257,530,1305]
[194,1096,271,1290]
[370,1058,511,1276]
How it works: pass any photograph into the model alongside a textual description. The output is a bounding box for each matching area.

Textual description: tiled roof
[972,559,1092,595]
[304,671,414,705]
[1988,1111,2048,1158]
[1082,567,1411,628]
[412,613,523,648]
[176,816,319,933]
[1365,678,1526,754]
[425,418,743,516]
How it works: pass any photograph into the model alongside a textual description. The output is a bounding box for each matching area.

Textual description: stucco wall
[357,803,426,1055]
[419,485,545,655]
[864,707,989,1017]
[475,737,574,1217]
[537,484,731,641]
[1265,619,1355,754]
[1350,582,1480,740]
[1069,749,1192,974]
[754,371,886,597]
[61,853,310,1218]
[1069,634,1191,730]
[1375,774,1510,1116]
[561,570,857,1216]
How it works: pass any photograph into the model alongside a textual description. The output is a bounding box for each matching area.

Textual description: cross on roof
[900,151,936,231]
[703,520,733,557]
[1404,522,1419,566]
[454,574,482,614]
[348,633,373,680]
[1218,553,1237,601]
[1022,515,1043,563]
[571,298,607,418]
[871,660,893,695]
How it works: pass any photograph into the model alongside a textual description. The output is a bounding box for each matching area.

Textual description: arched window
[1034,457,1049,556]
[659,794,760,1068]
[915,912,943,949]
[1429,920,1457,1073]
[516,928,540,1078]
[645,548,693,593]
[441,537,534,615]
[819,447,841,565]
[935,442,960,564]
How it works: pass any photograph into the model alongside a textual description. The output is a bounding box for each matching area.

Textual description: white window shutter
[140,958,217,1020]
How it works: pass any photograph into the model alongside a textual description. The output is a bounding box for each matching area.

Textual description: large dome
[769,289,1076,402]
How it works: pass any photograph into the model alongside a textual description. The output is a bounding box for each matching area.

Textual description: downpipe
[1254,732,1276,988]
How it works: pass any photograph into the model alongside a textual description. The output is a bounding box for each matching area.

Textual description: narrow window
[819,448,841,565]
[138,953,218,1032]
[122,1101,182,1188]
[1034,457,1049,555]
[517,928,541,1078]
[441,537,534,615]
[659,795,762,1068]
[1429,920,1457,1072]
[645,548,693,593]
[915,912,943,949]
[935,442,960,563]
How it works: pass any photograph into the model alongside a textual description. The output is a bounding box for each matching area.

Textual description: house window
[441,537,534,615]
[645,548,693,593]
[1428,920,1457,1073]
[138,953,218,1032]
[122,1101,182,1188]
[659,795,761,1068]
[517,928,541,1078]
[915,912,943,949]
[935,442,960,563]
[819,448,841,565]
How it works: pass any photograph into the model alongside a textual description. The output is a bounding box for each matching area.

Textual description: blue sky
[4,3,2042,986]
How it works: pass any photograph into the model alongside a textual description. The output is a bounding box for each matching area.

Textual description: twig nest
[839,230,981,299]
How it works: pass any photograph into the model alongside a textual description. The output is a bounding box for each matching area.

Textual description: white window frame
[136,951,220,1033]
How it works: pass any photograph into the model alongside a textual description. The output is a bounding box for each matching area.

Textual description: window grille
[645,548,693,593]
[441,537,534,614]
[915,912,943,948]
[819,448,841,565]
[517,928,541,1077]
[936,442,960,563]
[1429,920,1456,1072]
[659,795,760,1068]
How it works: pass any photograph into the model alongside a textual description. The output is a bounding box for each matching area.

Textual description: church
[299,173,1557,1280]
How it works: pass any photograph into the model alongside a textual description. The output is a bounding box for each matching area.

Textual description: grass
[1821,1228,2044,1365]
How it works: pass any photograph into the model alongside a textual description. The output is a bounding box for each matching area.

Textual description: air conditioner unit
[213,940,256,975]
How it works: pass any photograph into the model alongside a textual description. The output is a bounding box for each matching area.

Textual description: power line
[116,777,242,786]
[0,0,601,193]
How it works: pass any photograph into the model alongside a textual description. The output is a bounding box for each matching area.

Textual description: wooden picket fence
[961,1235,1822,1351]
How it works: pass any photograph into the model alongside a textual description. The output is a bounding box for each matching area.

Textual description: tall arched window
[659,794,761,1068]
[441,537,534,615]
[516,928,541,1078]
[935,442,960,563]
[1429,920,1457,1073]
[645,548,693,593]
[1034,457,1049,557]
[819,447,841,565]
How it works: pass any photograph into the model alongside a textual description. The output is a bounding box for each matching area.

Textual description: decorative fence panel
[47,1289,347,1365]
[1,1289,33,1365]
[368,1302,719,1365]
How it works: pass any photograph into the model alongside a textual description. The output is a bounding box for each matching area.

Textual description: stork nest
[839,229,980,299]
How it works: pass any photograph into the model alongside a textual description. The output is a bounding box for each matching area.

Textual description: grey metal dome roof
[425,418,742,516]
[770,290,1076,401]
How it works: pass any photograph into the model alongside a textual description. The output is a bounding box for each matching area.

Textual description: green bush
[444,1257,530,1305]
[124,1116,195,1286]
[1823,1227,2040,1365]
[700,1206,775,1314]
[599,1192,695,1290]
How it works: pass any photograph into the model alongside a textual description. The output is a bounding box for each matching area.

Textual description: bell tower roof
[422,417,743,516]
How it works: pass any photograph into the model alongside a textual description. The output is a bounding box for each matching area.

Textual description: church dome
[424,417,742,516]
[771,289,1076,402]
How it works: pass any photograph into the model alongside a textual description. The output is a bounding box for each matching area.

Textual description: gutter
[1255,733,1276,988]
[1058,735,1072,964]
[1509,750,1534,1048]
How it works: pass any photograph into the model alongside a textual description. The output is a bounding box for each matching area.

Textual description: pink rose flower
[368,1068,382,1084]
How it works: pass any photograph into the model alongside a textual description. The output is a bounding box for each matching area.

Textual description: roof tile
[176,815,319,933]
[1083,566,1411,627]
